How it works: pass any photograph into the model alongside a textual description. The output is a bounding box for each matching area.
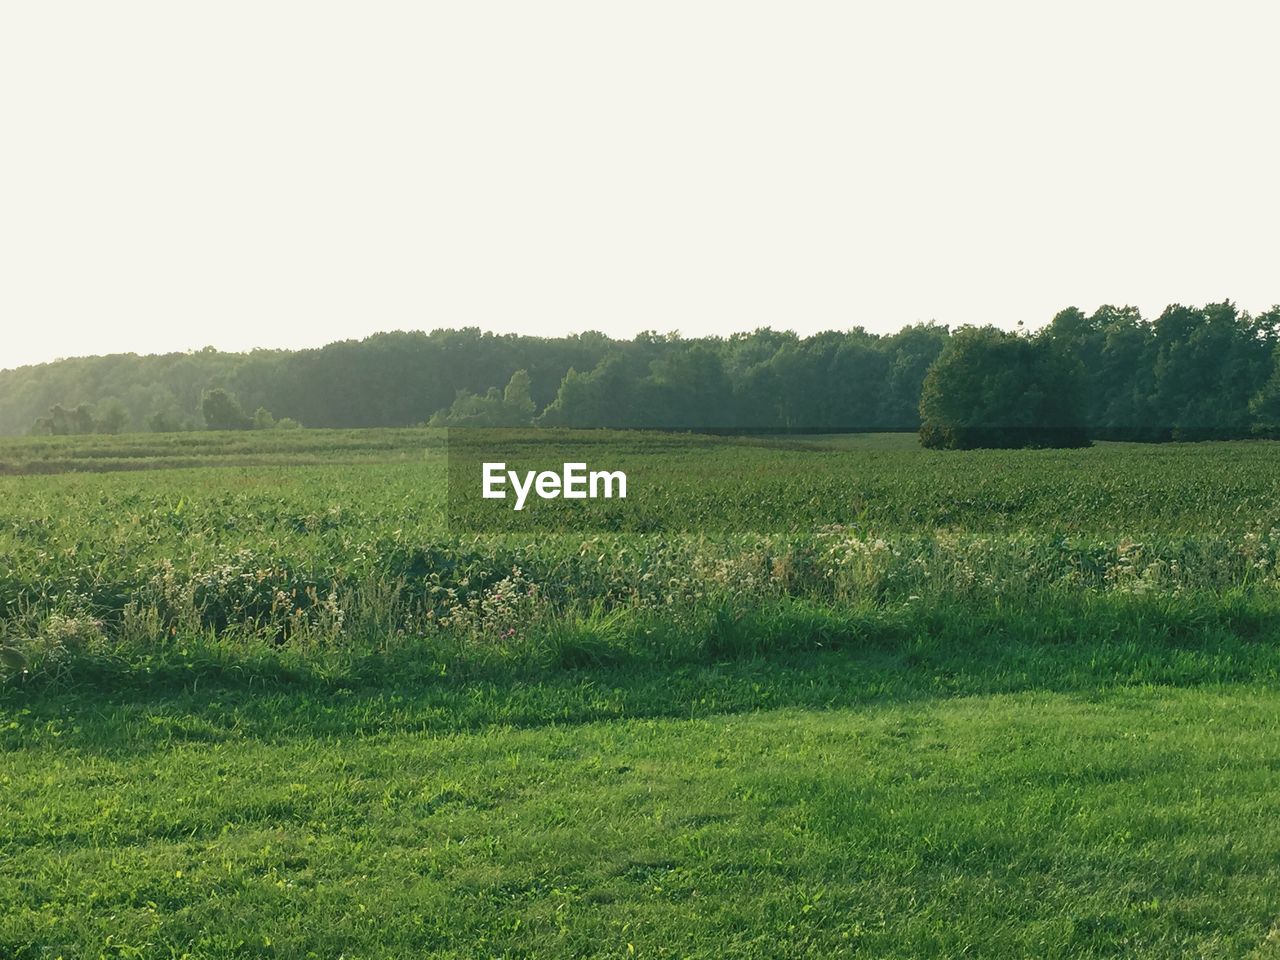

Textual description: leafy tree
[537,355,658,428]
[1148,303,1266,440]
[201,388,251,431]
[533,366,594,427]
[501,369,536,422]
[68,403,97,434]
[879,324,951,428]
[147,408,186,433]
[1249,338,1280,438]
[428,370,538,427]
[32,401,110,435]
[7,304,1280,441]
[919,326,1088,449]
[647,344,736,428]
[94,397,128,434]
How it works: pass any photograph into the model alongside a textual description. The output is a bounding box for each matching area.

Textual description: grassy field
[3,430,1280,957]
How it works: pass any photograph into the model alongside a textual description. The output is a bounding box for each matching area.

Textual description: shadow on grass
[4,594,1280,754]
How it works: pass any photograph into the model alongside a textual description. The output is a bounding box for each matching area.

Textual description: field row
[3,433,1280,679]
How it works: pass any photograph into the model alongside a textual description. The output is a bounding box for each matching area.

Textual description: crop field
[4,430,1280,957]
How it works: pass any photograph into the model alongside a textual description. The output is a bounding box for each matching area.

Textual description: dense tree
[4,305,1280,440]
[428,370,538,427]
[1249,341,1280,438]
[200,389,252,431]
[1149,302,1275,440]
[537,355,662,428]
[502,369,536,422]
[919,327,1088,449]
[147,408,188,433]
[94,398,128,434]
[32,403,90,435]
[31,400,127,435]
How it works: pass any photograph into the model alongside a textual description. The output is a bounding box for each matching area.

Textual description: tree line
[4,326,948,435]
[4,301,1280,443]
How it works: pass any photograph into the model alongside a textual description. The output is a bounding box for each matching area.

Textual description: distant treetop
[6,305,1280,444]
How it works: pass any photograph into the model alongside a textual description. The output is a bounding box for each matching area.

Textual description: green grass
[6,597,1280,956]
[0,427,447,474]
[7,427,1280,535]
[5,429,1280,956]
[4,660,1280,957]
[7,430,1280,673]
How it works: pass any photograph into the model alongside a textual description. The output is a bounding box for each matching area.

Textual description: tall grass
[5,431,1280,682]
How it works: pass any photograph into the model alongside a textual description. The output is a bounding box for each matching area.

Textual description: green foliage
[200,387,252,431]
[536,327,950,430]
[536,357,636,427]
[429,369,537,427]
[7,303,1280,439]
[2,430,1280,955]
[0,325,950,435]
[252,406,276,430]
[147,406,189,433]
[919,326,1089,449]
[1250,344,1280,438]
[30,399,128,436]
[93,397,128,434]
[1044,301,1280,440]
[5,429,1280,671]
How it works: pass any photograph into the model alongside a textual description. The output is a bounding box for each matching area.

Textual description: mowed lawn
[4,676,1280,958]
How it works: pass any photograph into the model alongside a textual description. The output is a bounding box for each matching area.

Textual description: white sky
[2,1,1278,370]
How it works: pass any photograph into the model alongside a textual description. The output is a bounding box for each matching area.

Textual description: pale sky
[2,1,1278,371]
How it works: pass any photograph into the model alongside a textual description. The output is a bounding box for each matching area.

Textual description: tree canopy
[919,327,1088,449]
[3,303,1280,442]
